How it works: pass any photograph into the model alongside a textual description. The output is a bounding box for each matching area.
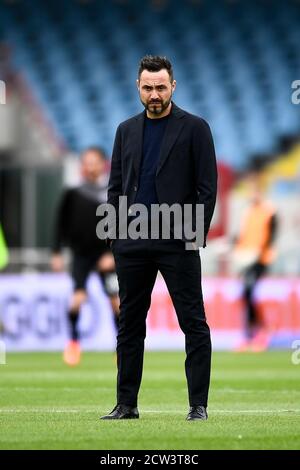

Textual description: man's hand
[97,252,115,271]
[51,253,64,272]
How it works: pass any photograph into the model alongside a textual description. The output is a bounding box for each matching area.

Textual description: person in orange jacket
[233,173,278,351]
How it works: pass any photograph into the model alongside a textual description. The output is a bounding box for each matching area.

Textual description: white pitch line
[0,409,80,413]
[0,409,299,414]
[144,409,300,414]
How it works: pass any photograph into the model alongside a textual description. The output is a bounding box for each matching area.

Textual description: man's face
[137,69,176,116]
[81,150,105,182]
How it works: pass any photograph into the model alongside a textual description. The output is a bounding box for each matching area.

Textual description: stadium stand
[0,0,300,169]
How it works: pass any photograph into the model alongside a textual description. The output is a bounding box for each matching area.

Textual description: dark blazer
[107,102,218,247]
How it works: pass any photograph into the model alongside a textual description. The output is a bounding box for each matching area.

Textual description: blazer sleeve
[107,125,122,241]
[193,119,218,247]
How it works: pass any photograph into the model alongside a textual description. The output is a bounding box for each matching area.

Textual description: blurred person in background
[51,147,120,366]
[0,221,9,270]
[0,222,8,335]
[233,172,278,352]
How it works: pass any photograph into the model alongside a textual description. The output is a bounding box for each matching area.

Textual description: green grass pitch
[0,350,299,449]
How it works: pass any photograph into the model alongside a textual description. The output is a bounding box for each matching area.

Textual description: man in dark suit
[101,55,217,421]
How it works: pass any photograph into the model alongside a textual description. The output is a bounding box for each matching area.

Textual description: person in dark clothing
[101,56,217,421]
[51,147,119,366]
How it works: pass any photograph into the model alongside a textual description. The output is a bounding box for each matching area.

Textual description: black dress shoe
[100,404,139,420]
[186,405,208,421]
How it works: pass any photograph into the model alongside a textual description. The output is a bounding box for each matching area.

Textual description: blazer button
[134,185,137,191]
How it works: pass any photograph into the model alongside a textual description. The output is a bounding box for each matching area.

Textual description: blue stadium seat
[1,0,299,169]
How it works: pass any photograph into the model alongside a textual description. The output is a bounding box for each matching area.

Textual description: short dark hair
[138,55,173,82]
[81,146,107,160]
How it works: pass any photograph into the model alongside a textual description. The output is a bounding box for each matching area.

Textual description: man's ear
[136,79,140,90]
[172,80,177,92]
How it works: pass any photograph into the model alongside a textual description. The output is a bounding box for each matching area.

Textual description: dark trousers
[243,262,267,331]
[112,239,211,408]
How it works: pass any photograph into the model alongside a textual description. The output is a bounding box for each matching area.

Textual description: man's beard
[141,95,172,115]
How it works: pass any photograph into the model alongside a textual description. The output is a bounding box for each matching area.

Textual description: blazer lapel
[133,111,145,178]
[156,103,185,176]
[132,103,185,179]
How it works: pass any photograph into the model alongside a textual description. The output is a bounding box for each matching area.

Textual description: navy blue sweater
[135,114,169,208]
